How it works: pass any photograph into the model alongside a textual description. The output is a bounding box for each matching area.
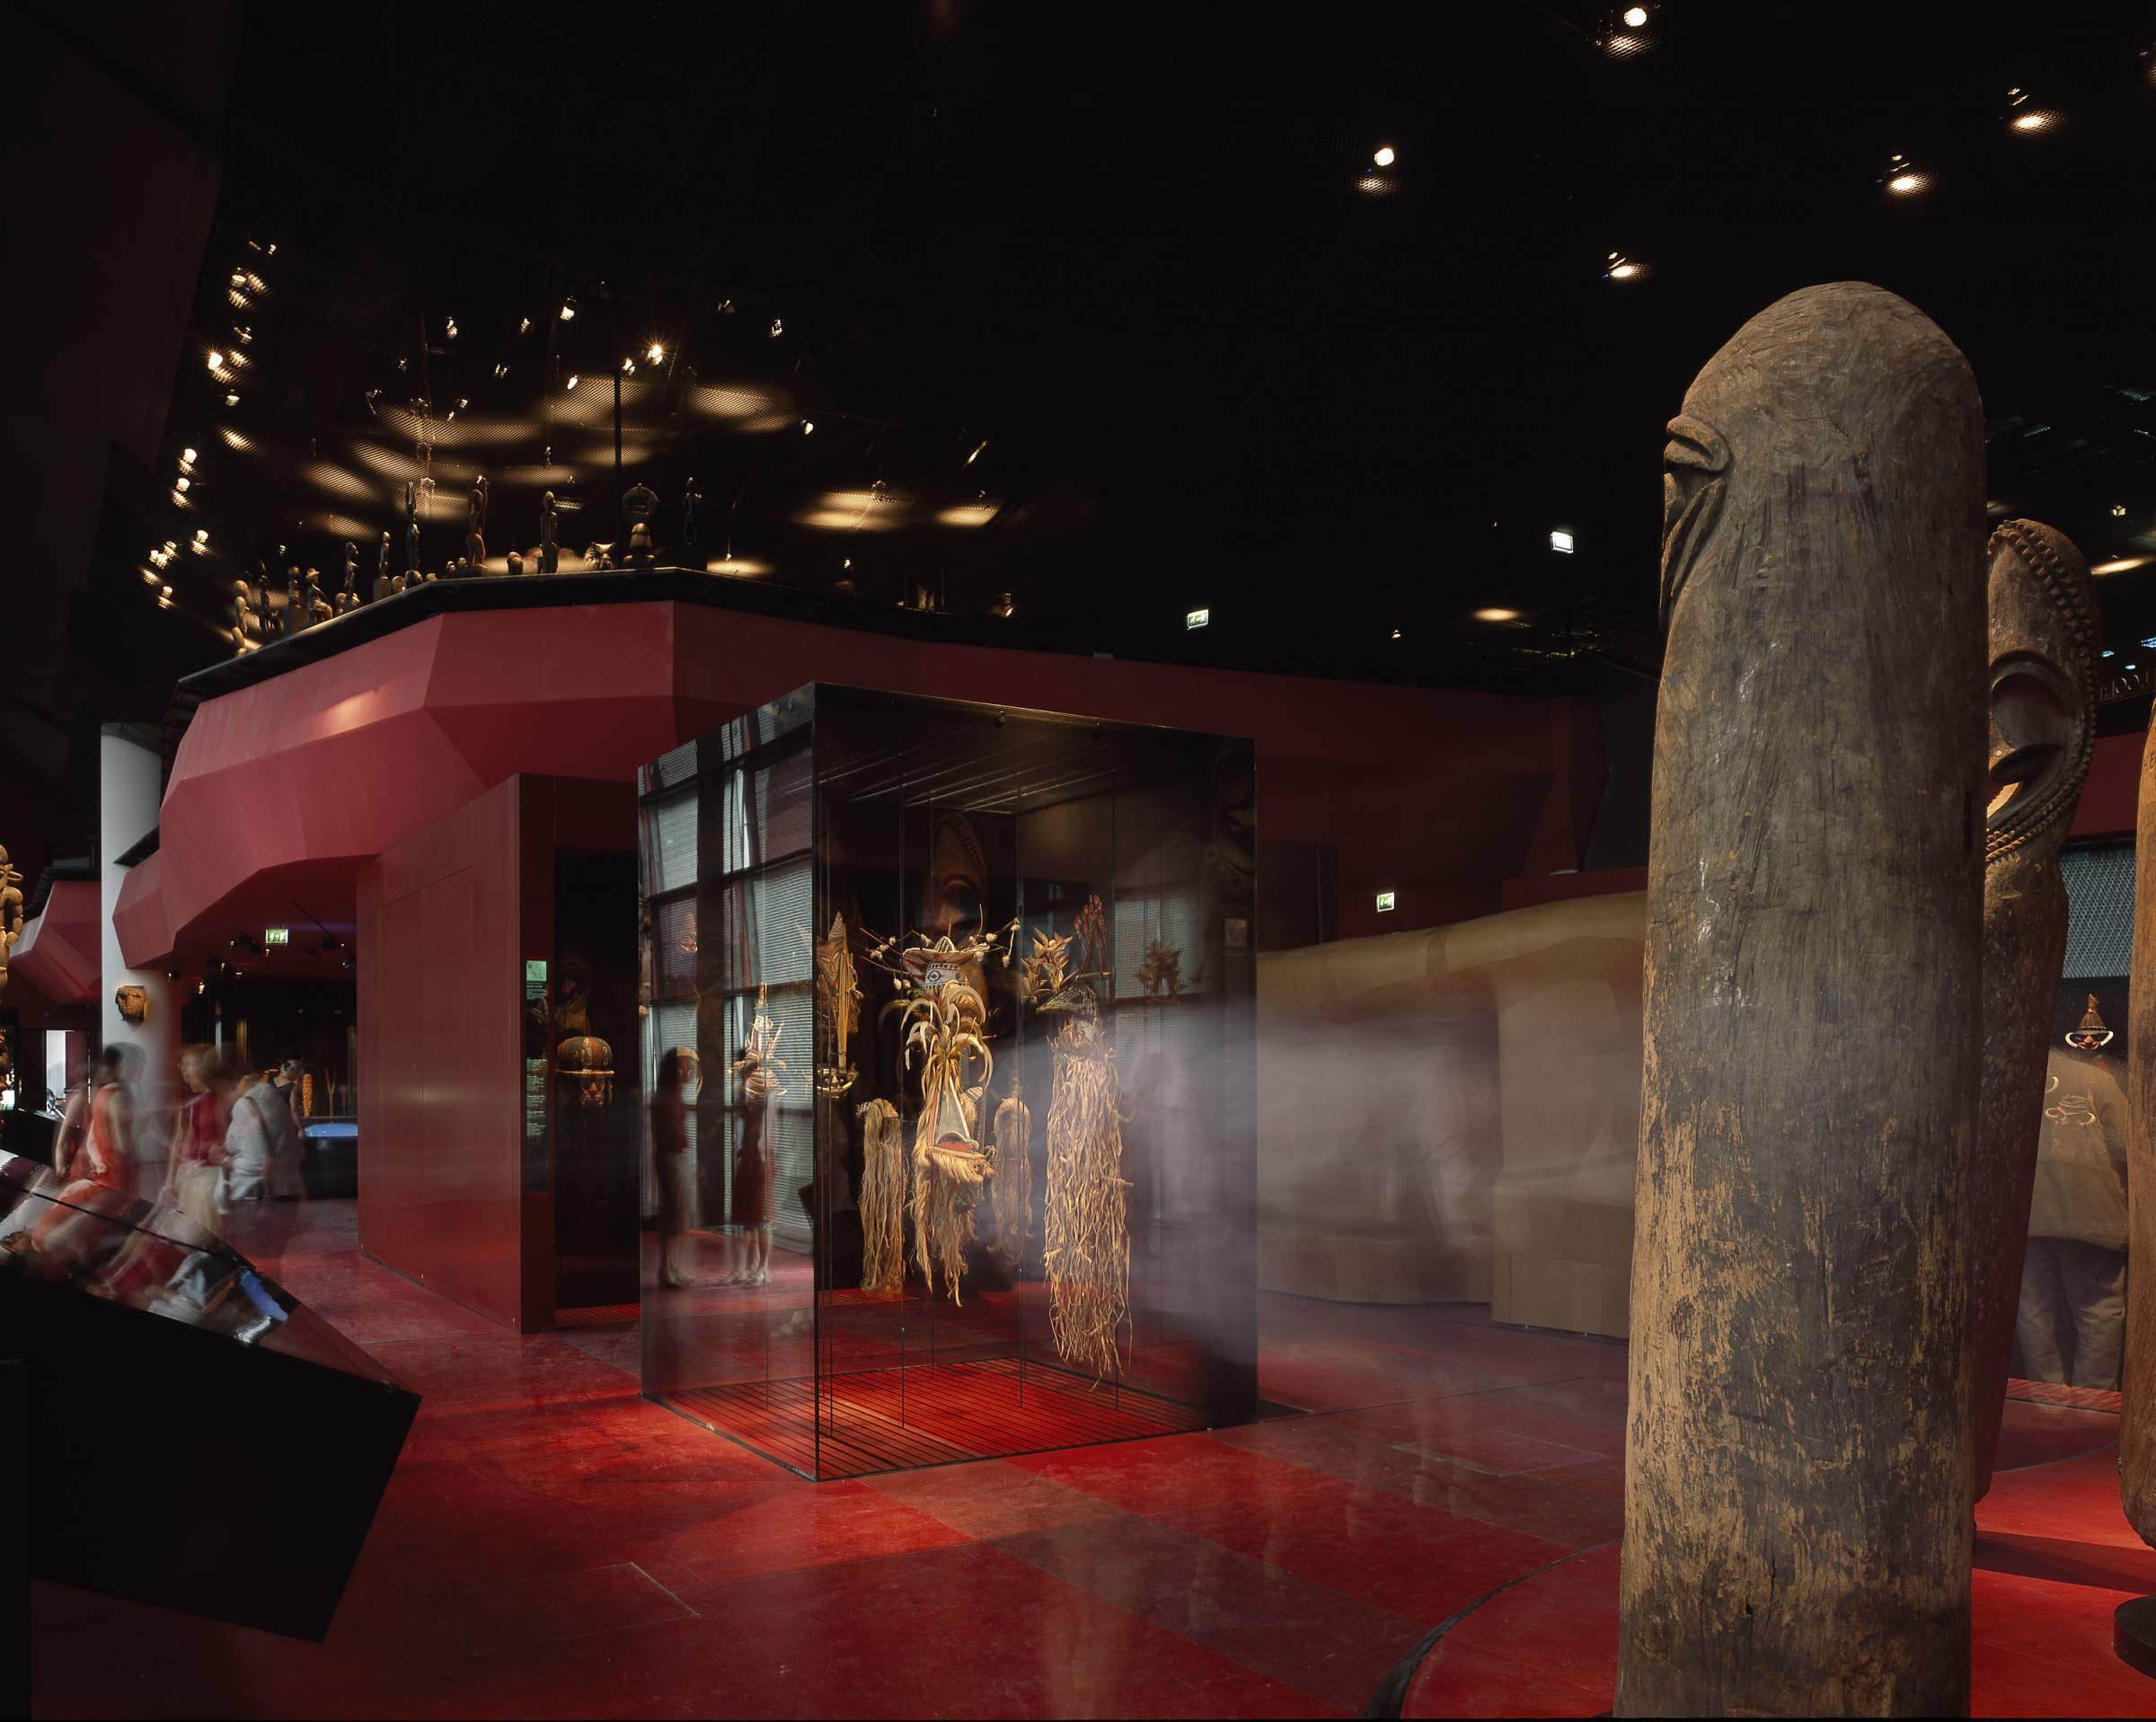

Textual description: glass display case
[638,684,1256,1478]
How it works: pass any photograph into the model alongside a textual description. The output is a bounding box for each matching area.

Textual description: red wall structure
[357,773,632,1330]
[117,598,1604,973]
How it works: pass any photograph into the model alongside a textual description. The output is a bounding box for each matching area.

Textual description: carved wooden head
[1984,518,2098,862]
[113,985,147,1024]
[1657,281,1982,644]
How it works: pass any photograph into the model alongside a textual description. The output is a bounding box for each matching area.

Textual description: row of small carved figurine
[226,481,679,652]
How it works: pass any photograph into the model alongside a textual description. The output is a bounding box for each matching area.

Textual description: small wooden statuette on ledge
[539,491,559,574]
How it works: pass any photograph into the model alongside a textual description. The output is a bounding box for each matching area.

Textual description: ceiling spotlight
[174,475,190,492]
[1474,606,1523,623]
[647,341,665,364]
[1886,172,1929,195]
[230,270,245,287]
[1373,145,1396,167]
[142,568,159,584]
[967,440,988,464]
[455,397,469,411]
[801,419,815,435]
[225,391,240,406]
[520,316,532,334]
[446,316,458,340]
[560,299,577,322]
[566,374,580,391]
[2115,503,2129,517]
[2095,555,2156,576]
[207,350,224,371]
[155,595,172,610]
[2103,649,2117,658]
[494,363,509,378]
[181,447,198,465]
[1390,626,1403,640]
[234,326,252,344]
[1605,255,1645,280]
[363,387,381,415]
[1622,4,1648,23]
[770,317,784,337]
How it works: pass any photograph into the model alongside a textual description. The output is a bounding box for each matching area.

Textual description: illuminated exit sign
[263,927,290,946]
[1375,891,1396,914]
[1186,607,1210,630]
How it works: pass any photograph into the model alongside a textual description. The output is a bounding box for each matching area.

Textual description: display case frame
[637,684,1256,1478]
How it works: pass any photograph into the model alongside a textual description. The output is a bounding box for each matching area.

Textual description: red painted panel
[2075,731,2141,840]
[358,775,525,1329]
[9,880,101,1004]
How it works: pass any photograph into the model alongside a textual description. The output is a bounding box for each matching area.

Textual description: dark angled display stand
[2117,1597,2156,1680]
[0,1161,418,1641]
[638,684,1257,1479]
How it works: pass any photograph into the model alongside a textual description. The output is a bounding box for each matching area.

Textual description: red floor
[29,1198,2156,1719]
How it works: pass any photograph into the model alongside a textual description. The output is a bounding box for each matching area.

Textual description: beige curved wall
[1257,891,1645,1335]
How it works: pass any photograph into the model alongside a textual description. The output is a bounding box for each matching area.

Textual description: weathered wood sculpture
[2122,588,2156,1627]
[1617,282,1986,1718]
[1972,520,2099,1503]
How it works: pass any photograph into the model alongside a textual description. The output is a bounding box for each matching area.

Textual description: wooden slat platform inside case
[2004,1375,2121,1414]
[664,1356,1211,1479]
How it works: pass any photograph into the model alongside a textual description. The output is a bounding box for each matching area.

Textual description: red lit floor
[28,1198,2156,1719]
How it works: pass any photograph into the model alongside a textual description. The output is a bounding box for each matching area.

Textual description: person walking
[652,1047,697,1289]
[67,1046,135,1194]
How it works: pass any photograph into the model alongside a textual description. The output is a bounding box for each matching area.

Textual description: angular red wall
[358,775,526,1329]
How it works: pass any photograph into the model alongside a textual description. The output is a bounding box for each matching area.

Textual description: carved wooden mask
[1984,518,2099,862]
[113,985,147,1024]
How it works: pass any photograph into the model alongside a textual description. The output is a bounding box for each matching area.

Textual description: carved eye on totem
[1985,653,2073,826]
[1659,414,1730,631]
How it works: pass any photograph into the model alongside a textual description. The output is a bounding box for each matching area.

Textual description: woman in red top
[68,1046,134,1194]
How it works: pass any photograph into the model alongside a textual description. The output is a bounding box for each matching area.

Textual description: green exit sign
[1375,891,1396,914]
[263,927,289,946]
[1186,607,1210,630]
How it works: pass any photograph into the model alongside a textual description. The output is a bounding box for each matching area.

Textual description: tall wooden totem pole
[1971,520,2099,1502]
[1618,282,1986,1717]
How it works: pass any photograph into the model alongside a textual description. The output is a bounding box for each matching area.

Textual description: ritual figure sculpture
[336,542,360,614]
[1026,896,1130,1377]
[0,846,22,997]
[374,531,392,602]
[403,481,420,583]
[682,474,700,548]
[539,491,559,574]
[1970,519,2099,1504]
[1617,283,1985,1718]
[858,919,1019,1299]
[465,475,489,570]
[623,482,658,569]
[304,568,333,627]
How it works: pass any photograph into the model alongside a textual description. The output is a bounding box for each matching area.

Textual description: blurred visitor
[163,1046,231,1233]
[652,1046,696,1289]
[66,1046,133,1192]
[223,1070,276,1205]
[50,1072,90,1179]
[260,1062,305,1200]
[2018,1007,2129,1389]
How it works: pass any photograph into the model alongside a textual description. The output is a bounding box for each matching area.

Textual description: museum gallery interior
[7,4,2156,1718]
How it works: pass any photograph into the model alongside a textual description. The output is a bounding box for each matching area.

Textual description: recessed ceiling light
[565,374,580,390]
[647,342,665,363]
[207,351,224,371]
[2114,504,2129,517]
[2010,110,2054,133]
[1886,171,1929,195]
[1622,4,1647,24]
[1373,145,1396,167]
[1474,606,1522,623]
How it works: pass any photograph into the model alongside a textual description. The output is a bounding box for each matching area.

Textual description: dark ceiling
[13,2,2156,870]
